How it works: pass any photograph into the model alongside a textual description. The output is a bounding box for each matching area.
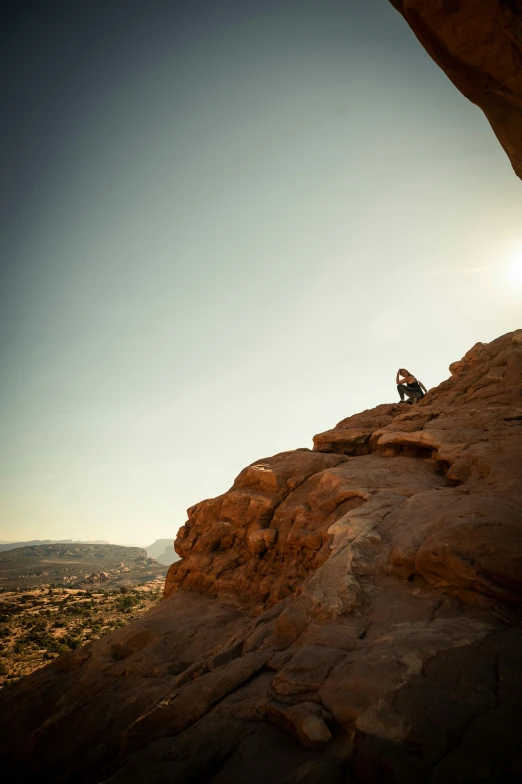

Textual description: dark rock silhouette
[389,0,522,180]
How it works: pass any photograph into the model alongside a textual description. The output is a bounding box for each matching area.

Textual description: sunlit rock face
[166,330,522,615]
[389,0,522,180]
[1,331,521,783]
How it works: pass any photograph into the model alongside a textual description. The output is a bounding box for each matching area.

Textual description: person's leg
[398,384,416,402]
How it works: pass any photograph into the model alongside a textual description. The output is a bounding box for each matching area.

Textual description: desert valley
[0,542,173,687]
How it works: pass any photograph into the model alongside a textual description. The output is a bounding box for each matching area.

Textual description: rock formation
[388,0,522,180]
[0,330,521,783]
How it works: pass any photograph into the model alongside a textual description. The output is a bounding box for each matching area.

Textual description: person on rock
[396,368,427,404]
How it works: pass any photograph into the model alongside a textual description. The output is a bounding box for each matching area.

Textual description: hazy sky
[1,0,521,546]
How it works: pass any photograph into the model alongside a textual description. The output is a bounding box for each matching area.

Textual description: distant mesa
[145,539,180,566]
[0,539,109,553]
[0,542,167,591]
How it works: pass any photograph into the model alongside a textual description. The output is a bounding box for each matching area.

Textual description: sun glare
[505,247,522,287]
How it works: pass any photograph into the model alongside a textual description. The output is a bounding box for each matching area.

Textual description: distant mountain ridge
[0,539,109,553]
[146,539,180,566]
[0,542,167,590]
[0,539,180,565]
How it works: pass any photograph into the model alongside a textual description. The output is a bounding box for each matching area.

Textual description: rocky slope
[389,0,522,180]
[0,331,521,783]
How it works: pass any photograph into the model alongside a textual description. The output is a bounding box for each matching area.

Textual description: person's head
[399,368,410,376]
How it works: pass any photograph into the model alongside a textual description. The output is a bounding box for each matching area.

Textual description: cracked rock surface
[1,331,521,783]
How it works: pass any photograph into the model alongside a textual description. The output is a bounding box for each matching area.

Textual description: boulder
[266,701,333,749]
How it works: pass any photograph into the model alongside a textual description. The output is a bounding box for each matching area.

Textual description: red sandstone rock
[266,701,334,749]
[273,603,310,648]
[271,643,345,698]
[389,1,522,180]
[165,449,349,606]
[1,331,521,783]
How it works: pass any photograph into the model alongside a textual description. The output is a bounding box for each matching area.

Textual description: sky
[1,0,521,546]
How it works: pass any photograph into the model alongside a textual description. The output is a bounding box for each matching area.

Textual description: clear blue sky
[1,0,521,545]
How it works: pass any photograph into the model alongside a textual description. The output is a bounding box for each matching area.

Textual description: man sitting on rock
[396,368,427,404]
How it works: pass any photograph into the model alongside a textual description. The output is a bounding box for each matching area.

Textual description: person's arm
[419,381,428,393]
[397,371,414,385]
